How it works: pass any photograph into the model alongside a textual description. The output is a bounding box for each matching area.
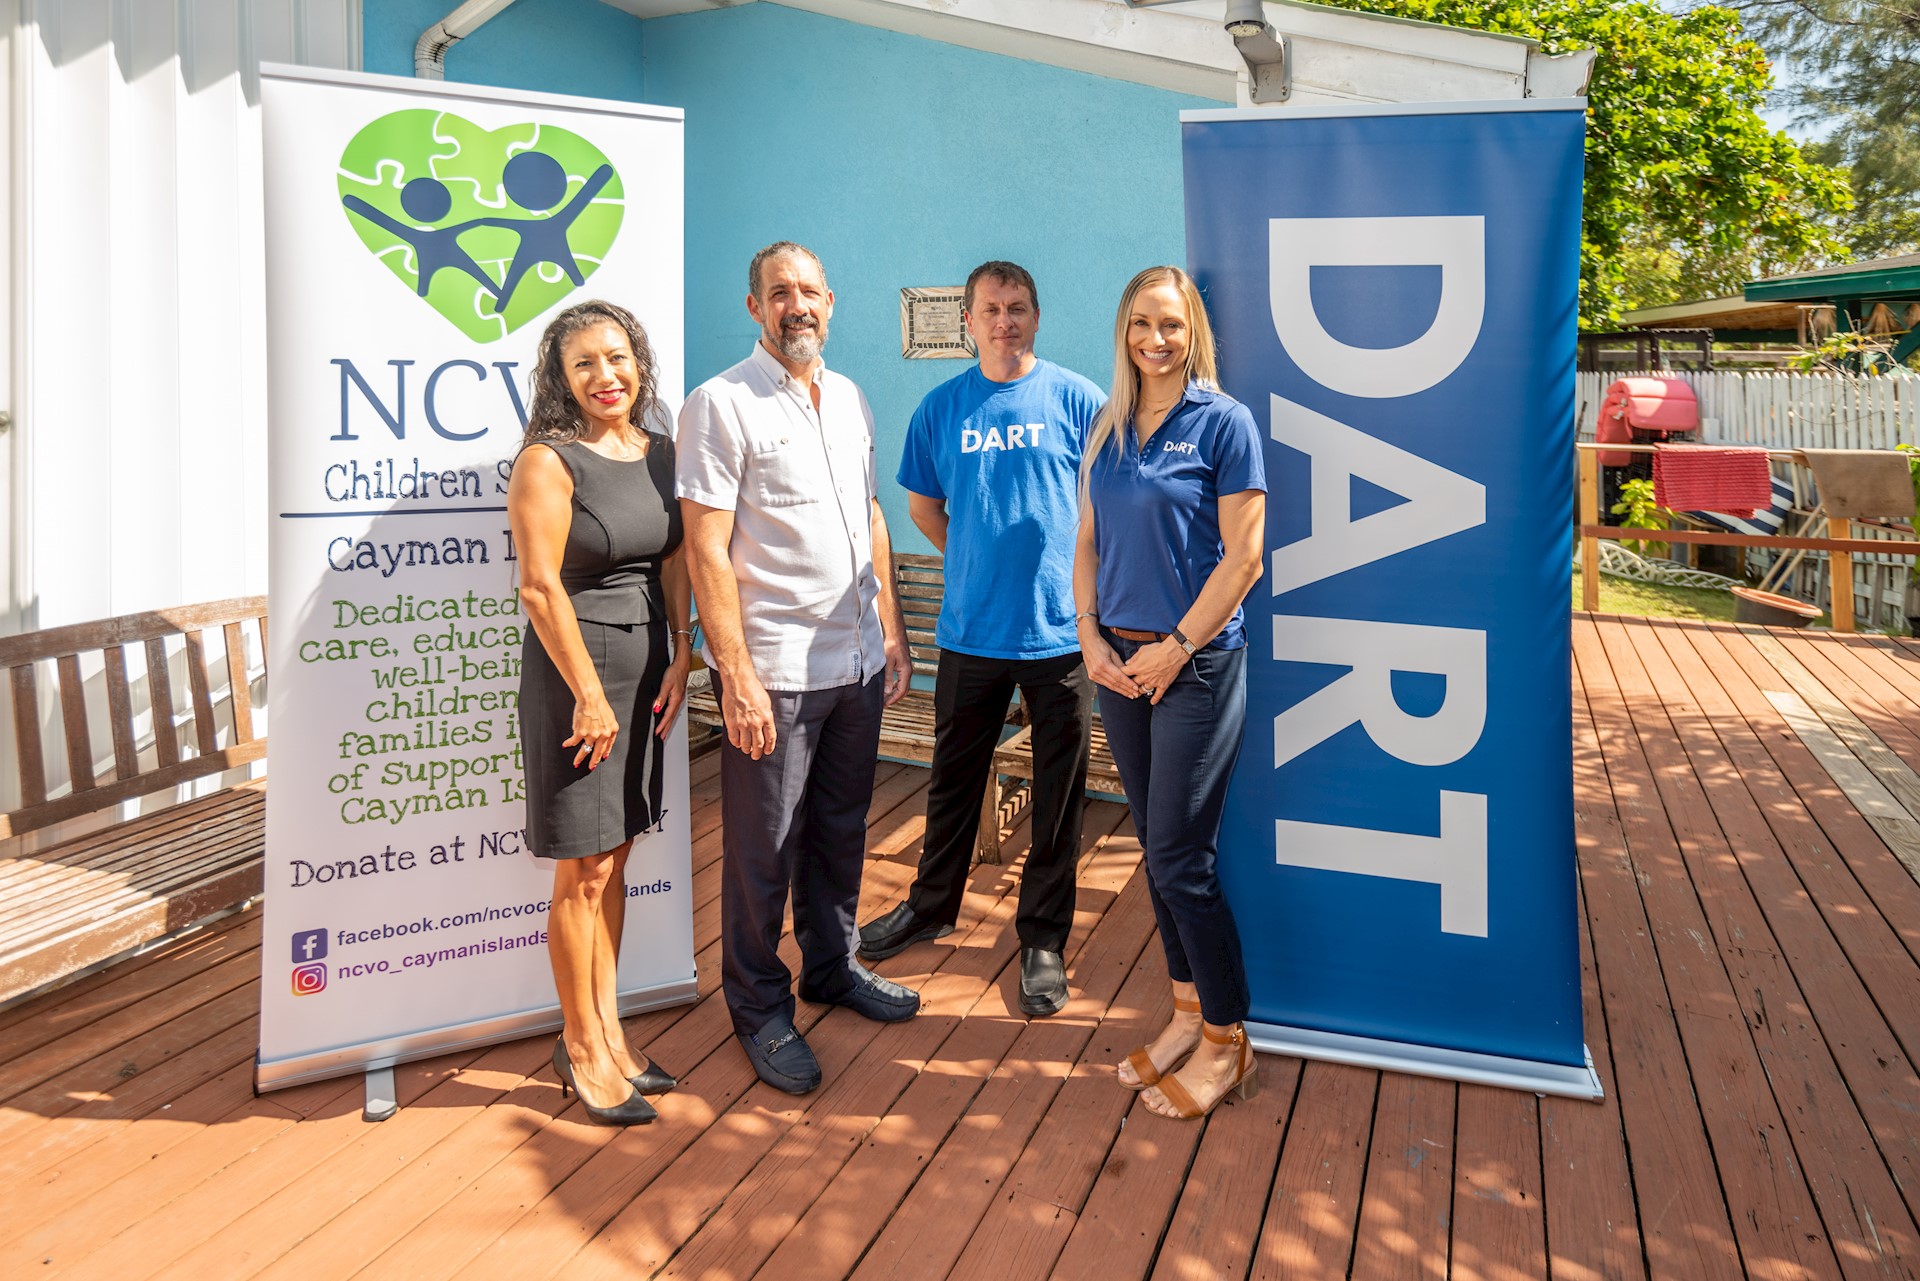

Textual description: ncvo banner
[257,67,693,1090]
[1184,101,1597,1097]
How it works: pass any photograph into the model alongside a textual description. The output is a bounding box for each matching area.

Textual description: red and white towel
[1651,445,1773,516]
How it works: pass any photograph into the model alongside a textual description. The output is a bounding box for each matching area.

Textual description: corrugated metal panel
[8,0,358,632]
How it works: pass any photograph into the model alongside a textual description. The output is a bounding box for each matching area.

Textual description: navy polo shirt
[1088,384,1266,650]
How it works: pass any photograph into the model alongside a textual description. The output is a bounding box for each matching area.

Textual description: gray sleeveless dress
[517,434,682,859]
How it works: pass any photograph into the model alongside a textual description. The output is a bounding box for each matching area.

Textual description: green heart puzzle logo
[337,110,624,343]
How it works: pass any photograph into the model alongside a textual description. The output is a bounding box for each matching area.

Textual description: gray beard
[778,324,823,364]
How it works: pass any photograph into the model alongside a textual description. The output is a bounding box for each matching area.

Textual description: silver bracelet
[1074,608,1099,623]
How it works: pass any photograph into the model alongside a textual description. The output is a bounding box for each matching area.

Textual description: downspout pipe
[415,0,521,80]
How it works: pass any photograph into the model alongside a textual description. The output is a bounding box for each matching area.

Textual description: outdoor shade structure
[1621,251,1920,357]
[1743,253,1920,365]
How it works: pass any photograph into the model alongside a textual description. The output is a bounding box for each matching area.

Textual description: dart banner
[1184,100,1598,1097]
[257,66,693,1090]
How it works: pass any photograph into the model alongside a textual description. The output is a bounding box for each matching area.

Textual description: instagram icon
[291,962,328,996]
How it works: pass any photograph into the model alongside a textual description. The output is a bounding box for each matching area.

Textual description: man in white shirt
[678,241,918,1095]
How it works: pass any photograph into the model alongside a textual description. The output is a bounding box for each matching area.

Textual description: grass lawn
[1571,571,1739,622]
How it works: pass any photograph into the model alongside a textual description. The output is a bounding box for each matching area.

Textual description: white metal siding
[8,0,358,633]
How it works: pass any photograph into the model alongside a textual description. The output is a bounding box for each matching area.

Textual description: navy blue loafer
[800,961,921,1023]
[739,1019,821,1095]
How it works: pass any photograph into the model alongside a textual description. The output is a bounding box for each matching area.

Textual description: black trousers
[907,649,1092,952]
[715,671,884,1037]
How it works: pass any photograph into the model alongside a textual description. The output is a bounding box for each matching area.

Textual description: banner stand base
[1247,1021,1603,1100]
[256,974,699,1093]
[364,1066,398,1123]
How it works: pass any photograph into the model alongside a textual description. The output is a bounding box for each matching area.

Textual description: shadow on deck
[5,615,1920,1280]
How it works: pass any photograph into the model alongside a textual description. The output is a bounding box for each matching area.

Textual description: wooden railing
[1576,444,1918,632]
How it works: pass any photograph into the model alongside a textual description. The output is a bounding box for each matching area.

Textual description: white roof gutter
[415,0,522,79]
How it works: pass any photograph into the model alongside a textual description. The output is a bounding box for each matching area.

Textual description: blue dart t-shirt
[897,360,1104,659]
[1087,384,1266,650]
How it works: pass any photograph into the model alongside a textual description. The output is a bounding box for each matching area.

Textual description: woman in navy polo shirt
[1074,265,1266,1120]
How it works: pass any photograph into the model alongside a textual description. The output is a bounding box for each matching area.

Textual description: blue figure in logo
[481,151,615,314]
[342,176,502,303]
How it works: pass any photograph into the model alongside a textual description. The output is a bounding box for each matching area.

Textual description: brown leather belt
[1106,626,1166,642]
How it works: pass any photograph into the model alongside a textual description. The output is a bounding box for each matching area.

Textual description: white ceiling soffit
[595,0,1549,105]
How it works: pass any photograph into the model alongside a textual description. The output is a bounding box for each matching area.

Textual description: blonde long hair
[1080,266,1221,506]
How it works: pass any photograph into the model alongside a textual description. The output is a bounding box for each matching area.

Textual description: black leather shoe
[628,1058,677,1096]
[800,961,921,1022]
[553,1038,658,1125]
[1018,948,1068,1018]
[739,1019,822,1095]
[857,902,953,960]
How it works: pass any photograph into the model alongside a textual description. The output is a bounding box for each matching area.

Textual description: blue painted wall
[363,0,645,102]
[361,0,1221,551]
[642,5,1220,552]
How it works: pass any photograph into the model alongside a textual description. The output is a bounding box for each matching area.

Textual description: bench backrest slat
[182,631,217,755]
[11,666,44,807]
[224,622,254,743]
[103,647,139,782]
[55,654,96,793]
[2,597,268,841]
[144,637,180,768]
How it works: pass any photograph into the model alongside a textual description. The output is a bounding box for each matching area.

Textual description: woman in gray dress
[508,300,688,1127]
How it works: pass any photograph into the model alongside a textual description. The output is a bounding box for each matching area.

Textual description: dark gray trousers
[715,671,884,1037]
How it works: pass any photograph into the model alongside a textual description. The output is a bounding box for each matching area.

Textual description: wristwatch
[1170,627,1198,657]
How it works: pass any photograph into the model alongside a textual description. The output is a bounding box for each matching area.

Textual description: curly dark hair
[520,299,661,446]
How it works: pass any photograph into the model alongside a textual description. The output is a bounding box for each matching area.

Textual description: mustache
[780,317,818,331]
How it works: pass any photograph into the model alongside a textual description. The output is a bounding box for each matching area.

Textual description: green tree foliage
[1728,0,1920,258]
[1312,1,1852,326]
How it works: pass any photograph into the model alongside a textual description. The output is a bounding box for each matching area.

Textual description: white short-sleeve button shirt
[676,342,886,691]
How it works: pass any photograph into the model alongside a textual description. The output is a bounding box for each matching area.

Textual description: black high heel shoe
[552,1038,657,1126]
[628,1058,677,1096]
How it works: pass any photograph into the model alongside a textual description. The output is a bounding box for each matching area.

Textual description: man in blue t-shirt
[857,260,1104,1017]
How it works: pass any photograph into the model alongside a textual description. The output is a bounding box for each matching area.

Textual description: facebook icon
[291,929,328,963]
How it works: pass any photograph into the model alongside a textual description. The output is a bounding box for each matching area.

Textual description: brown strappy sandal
[1120,995,1203,1092]
[1149,1022,1257,1119]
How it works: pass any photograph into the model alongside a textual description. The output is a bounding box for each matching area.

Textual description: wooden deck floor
[6,614,1920,1280]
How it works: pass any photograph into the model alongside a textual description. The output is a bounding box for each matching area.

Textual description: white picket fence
[1575,370,1920,450]
[1575,370,1920,629]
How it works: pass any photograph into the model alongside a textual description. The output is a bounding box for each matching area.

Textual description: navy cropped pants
[1096,631,1251,1026]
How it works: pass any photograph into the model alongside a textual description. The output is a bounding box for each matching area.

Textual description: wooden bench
[0,598,268,1005]
[685,551,1124,864]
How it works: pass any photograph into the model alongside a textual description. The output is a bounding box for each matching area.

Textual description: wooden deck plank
[1696,624,1920,967]
[1350,1073,1456,1281]
[0,1059,344,1251]
[580,802,1145,1281]
[344,773,955,1281]
[749,805,1136,1281]
[0,946,260,1107]
[33,1054,478,1280]
[143,770,933,1281]
[1772,631,1920,780]
[1448,1085,1547,1281]
[1542,739,1645,1281]
[461,868,999,1281]
[12,629,1920,1281]
[1568,624,1745,1281]
[1652,622,1920,1229]
[1827,635,1920,723]
[1145,1056,1301,1281]
[1606,618,1920,1277]
[0,909,260,1067]
[845,819,1153,1281]
[1248,1060,1376,1281]
[1586,617,1853,1281]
